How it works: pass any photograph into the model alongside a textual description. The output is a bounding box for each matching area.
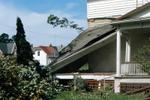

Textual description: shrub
[135,44,150,75]
[0,56,56,100]
[75,77,87,91]
[69,75,87,91]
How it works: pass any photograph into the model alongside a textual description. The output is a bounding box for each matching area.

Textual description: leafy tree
[0,33,13,43]
[47,15,83,31]
[135,44,150,75]
[14,17,33,65]
[0,56,56,100]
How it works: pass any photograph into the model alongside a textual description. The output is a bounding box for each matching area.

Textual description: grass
[54,91,145,100]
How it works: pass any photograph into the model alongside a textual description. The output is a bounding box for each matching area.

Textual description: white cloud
[66,2,78,10]
[0,2,87,47]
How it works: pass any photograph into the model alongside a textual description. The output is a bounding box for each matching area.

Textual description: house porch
[50,18,150,93]
[114,18,150,93]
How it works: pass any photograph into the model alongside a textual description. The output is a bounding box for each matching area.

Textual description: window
[37,51,40,56]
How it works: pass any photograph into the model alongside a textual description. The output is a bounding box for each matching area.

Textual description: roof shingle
[39,46,55,55]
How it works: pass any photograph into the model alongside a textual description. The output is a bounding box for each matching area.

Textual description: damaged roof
[49,2,150,73]
[49,17,150,73]
[59,25,115,57]
[50,24,116,73]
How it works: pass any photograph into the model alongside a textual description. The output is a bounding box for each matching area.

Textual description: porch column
[116,30,121,77]
[125,39,131,62]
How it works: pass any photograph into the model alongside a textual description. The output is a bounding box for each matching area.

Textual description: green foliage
[0,33,13,43]
[135,44,150,74]
[54,91,144,100]
[79,64,89,72]
[47,15,83,31]
[0,56,56,100]
[69,76,88,92]
[14,17,33,65]
[75,77,87,91]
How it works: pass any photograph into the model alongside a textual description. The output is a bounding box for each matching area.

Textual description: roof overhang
[50,17,150,74]
[112,17,150,30]
[50,32,116,73]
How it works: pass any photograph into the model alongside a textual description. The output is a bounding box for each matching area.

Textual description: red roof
[39,46,55,55]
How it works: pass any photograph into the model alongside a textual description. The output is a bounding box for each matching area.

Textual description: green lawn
[54,91,144,100]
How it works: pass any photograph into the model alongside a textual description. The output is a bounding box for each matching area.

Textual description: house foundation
[114,77,150,93]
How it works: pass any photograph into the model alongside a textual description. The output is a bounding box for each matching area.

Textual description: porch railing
[121,62,148,76]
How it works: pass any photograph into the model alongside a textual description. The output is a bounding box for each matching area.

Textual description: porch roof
[50,17,150,74]
[112,17,150,30]
[50,24,116,73]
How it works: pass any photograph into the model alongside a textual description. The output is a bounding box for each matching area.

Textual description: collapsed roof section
[50,2,150,74]
[50,24,116,73]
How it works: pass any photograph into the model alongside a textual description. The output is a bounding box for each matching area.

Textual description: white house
[33,46,59,66]
[49,1,150,93]
[87,0,150,27]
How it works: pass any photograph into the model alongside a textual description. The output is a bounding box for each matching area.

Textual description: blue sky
[0,0,87,46]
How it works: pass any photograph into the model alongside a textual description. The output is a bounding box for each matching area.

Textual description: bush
[69,75,88,91]
[75,77,87,91]
[0,56,56,100]
[135,44,150,75]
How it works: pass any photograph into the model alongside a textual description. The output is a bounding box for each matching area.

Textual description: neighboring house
[33,46,59,66]
[0,42,16,56]
[50,2,150,93]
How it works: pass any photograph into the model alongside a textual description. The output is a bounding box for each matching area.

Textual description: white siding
[33,50,47,66]
[87,0,149,19]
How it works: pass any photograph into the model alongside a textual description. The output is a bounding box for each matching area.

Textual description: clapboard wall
[87,0,149,19]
